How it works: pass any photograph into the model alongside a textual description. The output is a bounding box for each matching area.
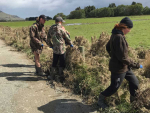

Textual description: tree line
[53,1,150,19]
[25,16,52,21]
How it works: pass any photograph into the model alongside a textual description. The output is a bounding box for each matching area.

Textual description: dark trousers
[101,69,139,97]
[52,53,66,68]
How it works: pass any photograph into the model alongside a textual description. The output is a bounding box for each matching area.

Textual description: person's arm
[114,36,140,69]
[30,26,42,46]
[106,39,111,56]
[47,28,53,48]
[62,30,72,45]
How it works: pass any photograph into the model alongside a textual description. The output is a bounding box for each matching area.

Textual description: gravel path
[0,40,97,113]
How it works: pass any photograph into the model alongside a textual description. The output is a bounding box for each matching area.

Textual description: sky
[0,0,150,19]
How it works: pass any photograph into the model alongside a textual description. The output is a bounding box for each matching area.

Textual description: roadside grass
[0,27,149,113]
[0,16,150,112]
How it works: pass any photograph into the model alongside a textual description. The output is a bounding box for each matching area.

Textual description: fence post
[16,31,19,39]
[79,46,85,63]
[3,28,5,34]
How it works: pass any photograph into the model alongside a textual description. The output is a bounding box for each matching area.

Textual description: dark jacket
[106,29,140,73]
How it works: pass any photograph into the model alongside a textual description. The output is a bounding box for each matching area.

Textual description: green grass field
[1,15,150,48]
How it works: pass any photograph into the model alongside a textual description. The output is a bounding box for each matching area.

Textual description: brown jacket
[30,21,47,54]
[106,29,140,73]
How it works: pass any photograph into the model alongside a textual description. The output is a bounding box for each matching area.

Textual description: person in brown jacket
[30,15,47,76]
[97,17,143,109]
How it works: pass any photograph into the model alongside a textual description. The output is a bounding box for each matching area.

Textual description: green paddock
[1,15,150,48]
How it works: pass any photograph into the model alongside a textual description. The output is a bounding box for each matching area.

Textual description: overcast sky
[0,0,150,19]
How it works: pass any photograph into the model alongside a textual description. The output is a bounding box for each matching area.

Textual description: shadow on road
[0,72,46,81]
[0,72,34,77]
[6,76,45,81]
[0,63,47,81]
[0,64,34,68]
[38,99,98,113]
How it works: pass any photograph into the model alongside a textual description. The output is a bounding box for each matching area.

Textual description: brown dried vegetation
[0,26,150,112]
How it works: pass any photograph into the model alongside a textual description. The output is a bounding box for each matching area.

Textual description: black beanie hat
[120,17,133,28]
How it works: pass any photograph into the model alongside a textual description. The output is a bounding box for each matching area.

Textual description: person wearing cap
[47,16,73,83]
[30,15,48,76]
[97,17,143,109]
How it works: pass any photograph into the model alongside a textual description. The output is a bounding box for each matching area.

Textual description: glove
[140,65,143,69]
[70,44,73,47]
[41,44,44,47]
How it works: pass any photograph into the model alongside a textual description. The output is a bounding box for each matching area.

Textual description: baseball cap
[55,17,65,23]
[39,15,46,21]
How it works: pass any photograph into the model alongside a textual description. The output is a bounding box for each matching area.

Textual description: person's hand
[70,44,73,47]
[66,31,70,35]
[140,65,143,69]
[41,44,44,47]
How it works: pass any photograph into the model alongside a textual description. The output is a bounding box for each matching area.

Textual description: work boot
[130,95,136,103]
[36,67,46,76]
[47,67,56,80]
[58,67,65,83]
[97,94,108,109]
[35,64,38,75]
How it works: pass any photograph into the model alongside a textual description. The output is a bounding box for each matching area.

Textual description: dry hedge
[0,26,150,111]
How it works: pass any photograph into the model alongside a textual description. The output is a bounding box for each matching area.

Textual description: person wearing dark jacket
[97,17,143,109]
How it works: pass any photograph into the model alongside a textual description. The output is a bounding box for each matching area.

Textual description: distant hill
[0,11,24,21]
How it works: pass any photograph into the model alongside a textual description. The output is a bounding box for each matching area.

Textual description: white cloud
[0,0,64,10]
[0,0,31,8]
[39,0,65,11]
[1,0,150,10]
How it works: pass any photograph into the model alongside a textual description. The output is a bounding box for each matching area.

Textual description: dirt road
[0,40,97,113]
